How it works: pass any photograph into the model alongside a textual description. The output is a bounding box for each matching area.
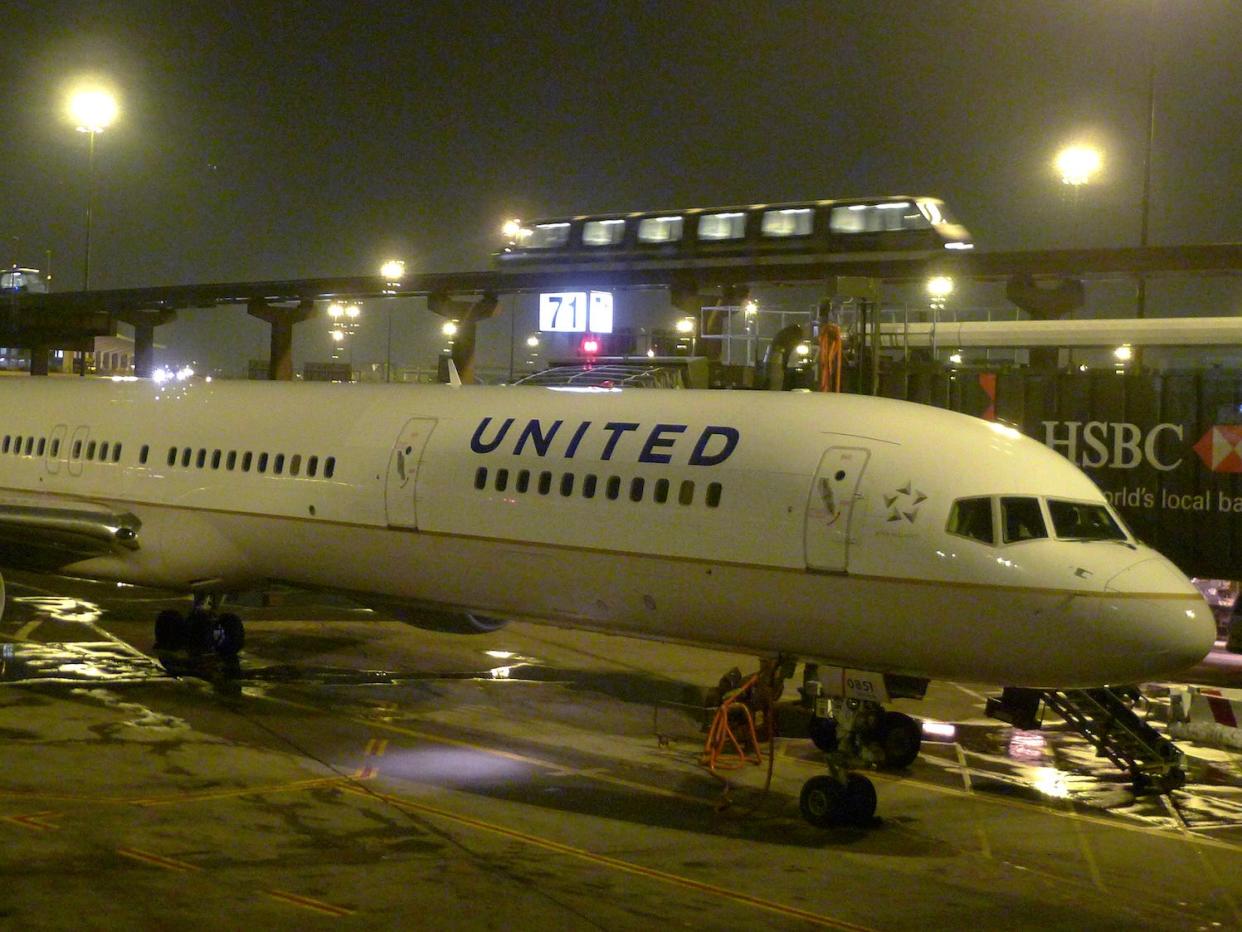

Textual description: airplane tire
[154,610,187,651]
[843,774,877,825]
[216,613,245,656]
[878,711,922,769]
[799,775,846,828]
[186,610,216,655]
[808,715,838,753]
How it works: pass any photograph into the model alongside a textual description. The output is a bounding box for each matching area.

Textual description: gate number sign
[539,292,614,333]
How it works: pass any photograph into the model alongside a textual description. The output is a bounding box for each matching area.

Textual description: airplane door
[385,418,437,529]
[805,446,870,572]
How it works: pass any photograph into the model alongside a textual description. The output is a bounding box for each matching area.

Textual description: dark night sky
[2,0,1240,373]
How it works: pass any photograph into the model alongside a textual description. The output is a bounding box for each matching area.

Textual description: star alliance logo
[885,482,927,523]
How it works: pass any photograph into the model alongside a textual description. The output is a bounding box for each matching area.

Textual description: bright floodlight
[379,259,405,280]
[1114,344,1133,362]
[1056,145,1102,187]
[525,335,540,348]
[927,276,954,299]
[345,303,360,319]
[502,218,523,239]
[68,87,118,133]
[674,318,695,334]
[330,329,345,342]
[441,320,458,337]
[327,302,344,319]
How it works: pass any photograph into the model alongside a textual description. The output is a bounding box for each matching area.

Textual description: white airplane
[0,377,1214,826]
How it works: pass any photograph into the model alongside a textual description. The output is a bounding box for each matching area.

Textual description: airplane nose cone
[1100,556,1215,681]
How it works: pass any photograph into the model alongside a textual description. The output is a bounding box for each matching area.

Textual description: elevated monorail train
[495,195,973,266]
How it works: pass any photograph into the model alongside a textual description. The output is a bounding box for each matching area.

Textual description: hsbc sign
[1192,425,1242,473]
[1041,421,1184,471]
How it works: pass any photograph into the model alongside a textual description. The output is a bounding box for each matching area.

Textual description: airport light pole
[379,260,406,382]
[1136,0,1159,321]
[67,87,118,292]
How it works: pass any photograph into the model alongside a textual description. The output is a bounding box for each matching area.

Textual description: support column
[248,299,316,381]
[28,346,49,377]
[427,291,499,384]
[1005,276,1084,369]
[117,309,177,378]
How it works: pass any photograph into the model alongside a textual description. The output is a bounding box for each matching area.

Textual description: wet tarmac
[2,569,1241,930]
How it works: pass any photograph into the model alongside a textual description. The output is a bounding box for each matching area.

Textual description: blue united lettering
[470,416,739,466]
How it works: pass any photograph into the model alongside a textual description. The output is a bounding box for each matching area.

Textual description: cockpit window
[1047,500,1128,541]
[1001,497,1048,543]
[947,497,994,544]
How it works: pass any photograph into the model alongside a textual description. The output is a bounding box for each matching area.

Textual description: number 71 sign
[539,292,613,333]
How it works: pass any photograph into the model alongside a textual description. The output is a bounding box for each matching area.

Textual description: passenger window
[112,444,122,463]
[761,208,813,237]
[167,447,177,467]
[947,497,994,544]
[1,437,8,454]
[474,466,488,490]
[654,478,669,503]
[87,441,97,460]
[526,222,570,249]
[560,473,574,496]
[324,456,336,478]
[495,468,509,492]
[582,474,597,498]
[1001,497,1048,543]
[73,440,82,459]
[181,447,192,468]
[227,451,237,471]
[698,212,746,241]
[582,219,626,246]
[605,476,621,500]
[706,482,722,508]
[51,438,60,458]
[242,452,253,472]
[516,469,530,493]
[25,437,35,456]
[290,454,301,476]
[538,471,552,495]
[637,216,683,243]
[98,442,109,460]
[140,445,149,465]
[211,450,222,470]
[679,480,695,505]
[630,477,645,502]
[37,438,46,457]
[274,453,285,475]
[257,453,268,474]
[196,449,206,469]
[307,455,318,477]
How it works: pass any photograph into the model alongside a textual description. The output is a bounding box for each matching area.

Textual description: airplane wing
[0,492,141,568]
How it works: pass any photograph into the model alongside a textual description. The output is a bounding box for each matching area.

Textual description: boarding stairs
[986,686,1186,792]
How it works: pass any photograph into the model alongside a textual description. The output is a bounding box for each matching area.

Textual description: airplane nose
[1099,556,1216,681]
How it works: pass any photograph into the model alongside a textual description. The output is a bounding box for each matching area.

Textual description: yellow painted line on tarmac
[343,785,873,932]
[269,695,709,807]
[13,620,42,640]
[0,776,356,808]
[116,846,202,873]
[4,811,59,831]
[266,889,355,917]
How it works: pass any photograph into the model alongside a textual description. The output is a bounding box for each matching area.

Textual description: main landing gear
[153,593,245,657]
[796,664,925,828]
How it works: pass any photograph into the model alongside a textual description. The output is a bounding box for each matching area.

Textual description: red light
[581,337,600,355]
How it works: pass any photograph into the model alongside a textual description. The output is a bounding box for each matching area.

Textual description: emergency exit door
[805,446,870,572]
[385,418,437,528]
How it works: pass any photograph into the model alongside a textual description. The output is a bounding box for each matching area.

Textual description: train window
[679,479,695,505]
[697,212,746,241]
[1001,497,1048,543]
[324,456,336,478]
[257,452,269,473]
[495,467,509,492]
[226,451,237,471]
[307,455,318,477]
[637,216,683,243]
[211,450,222,470]
[290,454,302,476]
[830,201,927,234]
[582,219,626,246]
[538,470,552,495]
[630,477,645,502]
[474,466,488,490]
[242,452,253,472]
[761,208,813,237]
[706,482,722,508]
[560,473,574,496]
[947,497,994,544]
[526,222,570,249]
[654,477,669,503]
[582,474,597,499]
[516,469,530,493]
[274,453,285,475]
[606,475,621,500]
[1047,500,1128,542]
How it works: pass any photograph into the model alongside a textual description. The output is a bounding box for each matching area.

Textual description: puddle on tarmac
[0,641,170,684]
